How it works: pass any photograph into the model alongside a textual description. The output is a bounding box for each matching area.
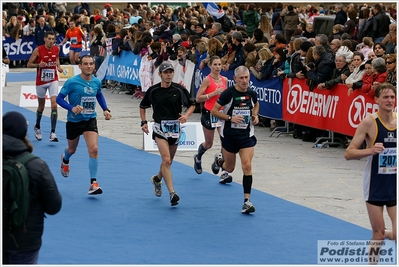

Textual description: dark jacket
[334,10,347,25]
[3,134,62,251]
[35,24,54,46]
[286,51,303,78]
[373,11,391,39]
[229,43,245,70]
[324,64,351,89]
[272,8,283,32]
[306,52,335,84]
[260,57,275,80]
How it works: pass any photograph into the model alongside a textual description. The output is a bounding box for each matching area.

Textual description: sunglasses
[386,61,394,64]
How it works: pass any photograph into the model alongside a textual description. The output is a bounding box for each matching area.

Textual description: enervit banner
[283,78,381,136]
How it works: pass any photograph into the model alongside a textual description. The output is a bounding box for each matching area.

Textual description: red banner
[282,78,379,136]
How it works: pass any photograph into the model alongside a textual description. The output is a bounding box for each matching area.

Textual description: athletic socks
[35,110,43,128]
[89,157,98,179]
[51,109,58,132]
[197,143,207,160]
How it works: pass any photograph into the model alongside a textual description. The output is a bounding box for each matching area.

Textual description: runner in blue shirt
[56,55,112,195]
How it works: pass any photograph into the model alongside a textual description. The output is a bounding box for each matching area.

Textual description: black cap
[3,111,28,140]
[195,23,204,29]
[159,62,174,72]
[300,41,313,53]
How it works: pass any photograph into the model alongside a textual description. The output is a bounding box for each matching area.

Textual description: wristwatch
[228,116,232,121]
[141,120,148,126]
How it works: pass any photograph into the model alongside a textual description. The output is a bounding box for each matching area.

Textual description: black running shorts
[221,135,257,154]
[66,118,98,140]
[201,108,217,131]
[367,200,397,207]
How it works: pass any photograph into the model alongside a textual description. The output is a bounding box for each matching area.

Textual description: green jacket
[243,10,260,38]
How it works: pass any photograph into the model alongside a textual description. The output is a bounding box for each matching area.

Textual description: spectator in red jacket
[358,58,388,97]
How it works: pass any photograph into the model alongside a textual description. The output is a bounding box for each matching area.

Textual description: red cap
[181,41,190,48]
[104,3,112,8]
[94,15,102,22]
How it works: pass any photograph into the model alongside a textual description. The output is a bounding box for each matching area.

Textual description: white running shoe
[49,132,59,142]
[242,200,255,214]
[34,126,42,141]
[219,172,233,184]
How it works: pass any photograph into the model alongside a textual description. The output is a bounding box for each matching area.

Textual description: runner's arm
[56,93,74,111]
[344,116,375,160]
[27,48,39,68]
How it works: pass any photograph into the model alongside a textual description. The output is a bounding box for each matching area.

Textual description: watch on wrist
[141,120,148,126]
[104,108,111,113]
[228,116,232,121]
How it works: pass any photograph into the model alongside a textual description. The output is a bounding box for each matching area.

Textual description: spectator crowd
[2,2,397,144]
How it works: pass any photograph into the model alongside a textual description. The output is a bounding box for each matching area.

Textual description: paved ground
[3,68,388,231]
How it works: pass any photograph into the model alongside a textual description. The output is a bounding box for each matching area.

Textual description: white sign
[143,121,205,151]
[153,59,195,91]
[2,63,9,87]
[19,85,61,107]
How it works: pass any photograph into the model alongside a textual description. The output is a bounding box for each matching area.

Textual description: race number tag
[41,69,55,82]
[378,148,397,174]
[210,114,221,128]
[231,109,250,129]
[70,37,78,45]
[81,96,96,114]
[161,120,180,138]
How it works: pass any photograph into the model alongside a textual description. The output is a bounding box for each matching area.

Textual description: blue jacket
[35,24,53,46]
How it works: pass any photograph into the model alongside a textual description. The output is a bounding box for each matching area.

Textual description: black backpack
[217,15,234,33]
[3,153,36,231]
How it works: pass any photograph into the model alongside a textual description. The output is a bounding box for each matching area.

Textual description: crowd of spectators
[2,2,397,143]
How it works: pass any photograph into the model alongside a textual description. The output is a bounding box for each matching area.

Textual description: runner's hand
[103,110,112,120]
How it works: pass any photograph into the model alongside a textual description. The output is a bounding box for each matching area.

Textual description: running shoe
[151,175,162,197]
[170,192,180,206]
[193,154,202,174]
[49,132,59,142]
[33,126,42,141]
[60,154,69,177]
[88,181,103,195]
[219,172,233,184]
[242,200,255,214]
[211,153,223,174]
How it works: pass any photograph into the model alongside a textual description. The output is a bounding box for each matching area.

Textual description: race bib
[210,114,221,128]
[161,120,180,138]
[378,147,397,174]
[81,96,96,114]
[231,109,250,129]
[41,69,55,82]
[70,37,78,44]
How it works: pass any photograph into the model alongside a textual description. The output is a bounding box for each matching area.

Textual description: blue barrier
[193,66,283,120]
[105,51,142,86]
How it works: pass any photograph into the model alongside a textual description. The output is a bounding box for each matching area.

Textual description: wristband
[141,120,148,126]
[104,108,111,113]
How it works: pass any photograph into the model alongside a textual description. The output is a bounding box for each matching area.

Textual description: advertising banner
[283,78,380,136]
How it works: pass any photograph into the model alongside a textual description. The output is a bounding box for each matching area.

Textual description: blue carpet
[3,101,372,264]
[6,72,36,82]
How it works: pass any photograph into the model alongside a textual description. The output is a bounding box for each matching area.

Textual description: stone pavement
[3,69,387,231]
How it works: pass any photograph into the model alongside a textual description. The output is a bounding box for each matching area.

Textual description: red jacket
[360,71,387,97]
